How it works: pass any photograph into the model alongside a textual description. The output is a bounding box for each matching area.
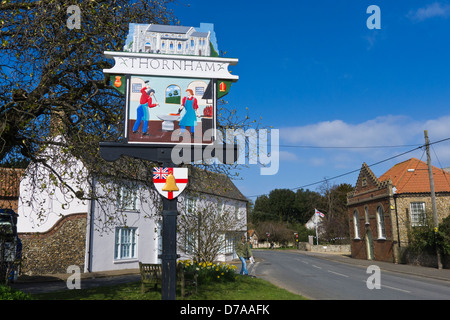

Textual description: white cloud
[279,115,450,168]
[407,2,450,21]
[281,115,415,147]
[309,157,326,167]
[277,150,299,162]
[424,116,450,139]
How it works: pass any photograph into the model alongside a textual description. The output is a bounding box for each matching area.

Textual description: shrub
[0,285,32,300]
[437,215,450,256]
[408,215,450,257]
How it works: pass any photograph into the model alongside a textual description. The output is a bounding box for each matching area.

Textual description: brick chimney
[49,110,66,137]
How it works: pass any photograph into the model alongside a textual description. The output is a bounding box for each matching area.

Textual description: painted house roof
[191,32,210,37]
[146,24,193,34]
[378,158,450,194]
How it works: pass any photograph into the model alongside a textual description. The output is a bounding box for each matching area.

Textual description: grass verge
[31,275,306,300]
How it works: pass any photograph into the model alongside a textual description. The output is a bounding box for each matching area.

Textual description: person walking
[235,236,253,276]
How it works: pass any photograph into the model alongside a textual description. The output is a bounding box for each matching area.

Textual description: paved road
[249,250,450,300]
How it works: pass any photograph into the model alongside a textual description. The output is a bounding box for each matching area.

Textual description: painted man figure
[133,81,158,135]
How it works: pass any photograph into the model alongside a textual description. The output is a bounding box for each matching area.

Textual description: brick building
[347,158,450,263]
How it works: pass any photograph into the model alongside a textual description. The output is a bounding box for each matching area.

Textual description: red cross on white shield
[153,167,188,199]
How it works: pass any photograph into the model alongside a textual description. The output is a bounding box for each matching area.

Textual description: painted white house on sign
[124,23,216,57]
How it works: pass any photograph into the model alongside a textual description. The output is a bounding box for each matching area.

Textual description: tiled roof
[379,158,450,193]
[187,168,248,202]
[0,168,24,198]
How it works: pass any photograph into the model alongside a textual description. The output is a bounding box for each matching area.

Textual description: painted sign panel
[102,23,238,147]
[126,75,216,145]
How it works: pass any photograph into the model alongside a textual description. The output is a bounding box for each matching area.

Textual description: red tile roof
[0,168,24,198]
[379,158,450,194]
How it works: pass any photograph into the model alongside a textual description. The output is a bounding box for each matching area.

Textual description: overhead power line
[247,136,450,198]
[278,143,422,149]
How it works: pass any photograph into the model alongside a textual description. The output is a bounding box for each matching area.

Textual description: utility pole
[424,130,443,269]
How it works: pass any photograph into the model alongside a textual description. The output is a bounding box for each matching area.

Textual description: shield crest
[153,167,188,199]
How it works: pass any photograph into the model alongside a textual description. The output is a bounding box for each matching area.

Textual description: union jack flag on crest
[153,167,168,180]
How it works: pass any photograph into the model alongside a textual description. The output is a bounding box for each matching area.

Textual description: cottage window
[217,199,224,215]
[185,195,196,215]
[115,227,137,260]
[117,184,139,211]
[223,233,235,254]
[157,221,162,263]
[234,204,241,220]
[353,210,360,239]
[364,206,369,224]
[184,231,195,254]
[376,206,386,239]
[410,202,426,226]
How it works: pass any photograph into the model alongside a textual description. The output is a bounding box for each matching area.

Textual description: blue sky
[172,0,450,200]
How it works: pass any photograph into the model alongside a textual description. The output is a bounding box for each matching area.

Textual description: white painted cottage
[17,136,247,275]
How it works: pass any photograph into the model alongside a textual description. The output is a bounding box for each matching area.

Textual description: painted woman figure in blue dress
[178,89,200,136]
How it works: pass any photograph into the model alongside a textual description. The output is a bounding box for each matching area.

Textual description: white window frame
[364,206,369,225]
[376,206,386,239]
[184,230,195,254]
[117,183,139,212]
[234,203,241,220]
[185,195,197,215]
[217,199,225,216]
[115,227,138,260]
[353,210,360,239]
[223,233,235,254]
[410,202,427,227]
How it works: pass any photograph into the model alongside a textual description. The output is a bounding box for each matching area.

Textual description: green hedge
[0,285,32,300]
